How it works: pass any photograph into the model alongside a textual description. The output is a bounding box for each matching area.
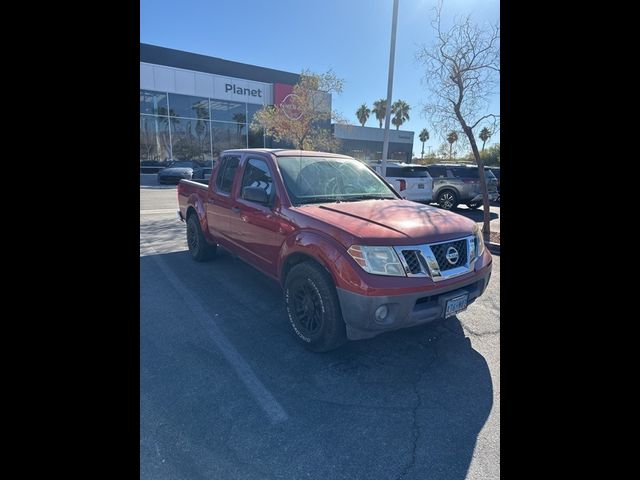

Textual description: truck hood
[293,199,477,245]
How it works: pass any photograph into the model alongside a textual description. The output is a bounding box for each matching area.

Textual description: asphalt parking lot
[140,186,500,480]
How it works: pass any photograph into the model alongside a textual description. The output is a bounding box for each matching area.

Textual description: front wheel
[466,202,482,209]
[437,190,458,210]
[186,214,217,262]
[284,262,347,352]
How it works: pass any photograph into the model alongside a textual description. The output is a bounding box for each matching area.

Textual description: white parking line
[144,243,289,424]
[140,209,177,215]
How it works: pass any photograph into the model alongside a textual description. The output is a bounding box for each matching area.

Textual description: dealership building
[140,43,413,178]
[332,124,413,163]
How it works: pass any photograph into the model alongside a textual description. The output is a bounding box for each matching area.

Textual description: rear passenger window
[484,169,497,179]
[386,167,402,177]
[215,156,240,194]
[451,167,479,178]
[427,166,446,177]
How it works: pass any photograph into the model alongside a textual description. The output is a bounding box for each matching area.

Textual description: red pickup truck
[177,149,492,351]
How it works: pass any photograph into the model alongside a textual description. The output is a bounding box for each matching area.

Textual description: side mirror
[242,186,270,205]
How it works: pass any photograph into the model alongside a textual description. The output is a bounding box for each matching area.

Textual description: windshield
[277,156,398,205]
[168,161,196,168]
[387,166,431,178]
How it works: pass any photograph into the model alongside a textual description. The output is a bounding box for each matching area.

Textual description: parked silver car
[425,164,499,210]
[157,160,205,185]
[371,162,433,203]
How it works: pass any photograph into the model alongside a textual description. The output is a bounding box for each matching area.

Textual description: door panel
[227,157,287,277]
[206,155,240,242]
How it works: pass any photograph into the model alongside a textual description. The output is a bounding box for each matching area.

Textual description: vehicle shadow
[141,247,494,480]
[309,317,494,480]
[450,207,499,222]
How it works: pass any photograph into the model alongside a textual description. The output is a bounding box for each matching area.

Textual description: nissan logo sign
[281,93,303,120]
[446,246,459,265]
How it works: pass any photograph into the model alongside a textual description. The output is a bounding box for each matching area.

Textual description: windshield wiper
[341,194,396,202]
[296,196,337,205]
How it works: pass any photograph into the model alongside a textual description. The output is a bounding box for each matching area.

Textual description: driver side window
[241,159,273,197]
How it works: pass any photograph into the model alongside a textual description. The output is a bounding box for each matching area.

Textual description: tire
[284,262,347,352]
[466,202,482,209]
[186,213,217,262]
[437,190,458,210]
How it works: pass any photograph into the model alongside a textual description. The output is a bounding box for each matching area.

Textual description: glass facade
[140,89,266,172]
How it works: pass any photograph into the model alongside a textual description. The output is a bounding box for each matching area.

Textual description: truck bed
[177,178,210,220]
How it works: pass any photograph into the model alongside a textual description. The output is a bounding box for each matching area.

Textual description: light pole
[381,0,399,177]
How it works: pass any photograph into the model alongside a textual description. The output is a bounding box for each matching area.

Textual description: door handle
[231,207,241,214]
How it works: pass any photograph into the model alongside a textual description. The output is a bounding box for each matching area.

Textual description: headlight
[473,225,485,258]
[347,245,406,276]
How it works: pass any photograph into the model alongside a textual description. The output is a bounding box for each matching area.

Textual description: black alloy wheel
[290,282,324,336]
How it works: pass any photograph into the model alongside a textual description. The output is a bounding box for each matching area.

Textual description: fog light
[374,305,389,323]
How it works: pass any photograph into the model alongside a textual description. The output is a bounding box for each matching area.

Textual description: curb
[487,242,500,255]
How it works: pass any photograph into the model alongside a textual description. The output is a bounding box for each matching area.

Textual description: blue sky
[141,0,500,158]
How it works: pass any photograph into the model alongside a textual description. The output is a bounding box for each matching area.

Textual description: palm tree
[391,100,410,130]
[419,128,430,158]
[233,112,247,139]
[479,127,491,151]
[356,104,370,127]
[446,131,458,160]
[372,99,387,128]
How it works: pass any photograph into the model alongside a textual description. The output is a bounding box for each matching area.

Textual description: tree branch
[470,114,499,130]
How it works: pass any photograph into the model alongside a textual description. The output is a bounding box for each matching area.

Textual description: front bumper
[336,262,492,340]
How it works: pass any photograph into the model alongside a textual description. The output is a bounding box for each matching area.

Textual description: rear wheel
[284,262,347,352]
[466,202,482,209]
[437,190,458,210]
[186,214,217,262]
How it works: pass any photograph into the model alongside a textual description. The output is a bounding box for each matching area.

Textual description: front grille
[401,250,423,274]
[430,239,467,271]
[395,236,472,280]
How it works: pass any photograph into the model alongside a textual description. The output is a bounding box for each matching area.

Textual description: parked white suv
[372,162,434,203]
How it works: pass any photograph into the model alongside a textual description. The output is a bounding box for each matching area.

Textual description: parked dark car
[157,160,205,184]
[485,166,500,197]
[425,163,499,210]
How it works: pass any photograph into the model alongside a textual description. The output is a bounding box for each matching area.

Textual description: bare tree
[417,1,499,240]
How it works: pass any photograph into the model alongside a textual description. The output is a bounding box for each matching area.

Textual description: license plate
[418,183,424,189]
[445,294,468,318]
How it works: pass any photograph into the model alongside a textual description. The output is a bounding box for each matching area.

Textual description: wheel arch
[278,230,359,291]
[434,186,461,200]
[281,252,330,285]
